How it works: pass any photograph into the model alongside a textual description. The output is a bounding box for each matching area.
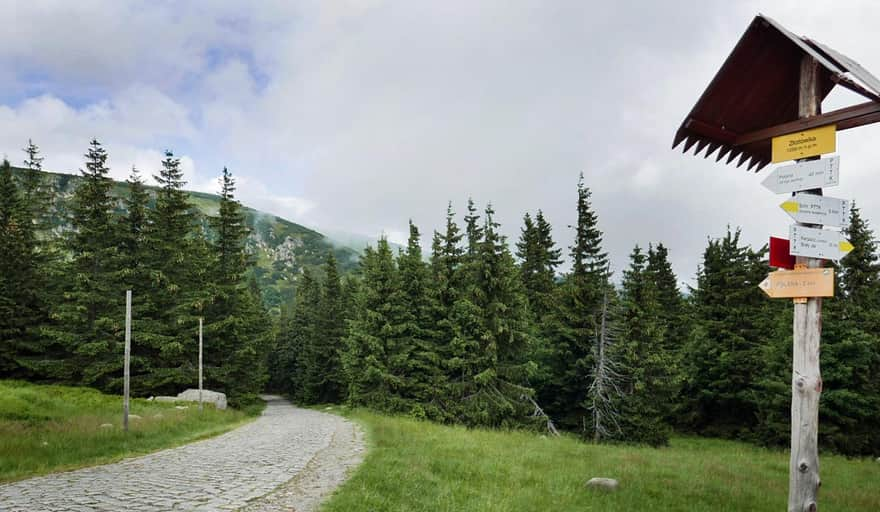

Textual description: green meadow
[0,380,259,483]
[324,410,880,512]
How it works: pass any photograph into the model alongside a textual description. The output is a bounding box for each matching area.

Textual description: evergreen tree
[46,140,122,388]
[343,239,410,412]
[397,221,445,419]
[0,159,45,378]
[118,167,150,289]
[203,167,270,406]
[463,198,483,259]
[516,210,562,320]
[142,150,203,394]
[18,139,54,232]
[614,245,672,446]
[300,252,347,403]
[681,228,779,439]
[448,204,536,427]
[646,242,687,418]
[543,174,610,434]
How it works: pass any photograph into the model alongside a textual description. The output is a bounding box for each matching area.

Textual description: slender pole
[199,317,203,412]
[123,290,132,433]
[789,55,823,512]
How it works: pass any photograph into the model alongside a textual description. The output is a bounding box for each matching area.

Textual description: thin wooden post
[789,55,823,512]
[123,290,132,433]
[199,317,203,412]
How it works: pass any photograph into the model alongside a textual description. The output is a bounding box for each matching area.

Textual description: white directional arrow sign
[789,225,854,260]
[762,156,839,194]
[780,194,851,228]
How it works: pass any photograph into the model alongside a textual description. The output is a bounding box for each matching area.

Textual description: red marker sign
[770,237,796,270]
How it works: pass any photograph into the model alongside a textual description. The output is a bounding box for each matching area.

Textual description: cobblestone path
[0,396,363,512]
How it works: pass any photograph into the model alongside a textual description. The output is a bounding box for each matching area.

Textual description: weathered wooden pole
[199,317,203,412]
[123,290,132,433]
[788,55,823,512]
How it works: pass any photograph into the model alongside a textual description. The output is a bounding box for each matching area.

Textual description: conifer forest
[2,139,879,456]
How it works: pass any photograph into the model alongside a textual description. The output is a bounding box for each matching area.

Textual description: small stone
[539,435,547,440]
[585,477,619,492]
[324,407,333,410]
[100,423,113,429]
[876,457,880,463]
[153,413,164,419]
[146,396,154,401]
[175,405,189,410]
[129,414,142,420]
[41,441,49,446]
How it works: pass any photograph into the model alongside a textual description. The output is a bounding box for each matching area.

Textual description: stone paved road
[0,396,363,512]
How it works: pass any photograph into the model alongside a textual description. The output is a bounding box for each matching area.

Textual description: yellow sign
[758,268,834,299]
[771,124,836,163]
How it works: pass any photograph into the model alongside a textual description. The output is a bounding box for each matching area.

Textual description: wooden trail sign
[780,194,851,227]
[771,124,836,163]
[759,267,834,299]
[789,225,854,260]
[761,156,839,194]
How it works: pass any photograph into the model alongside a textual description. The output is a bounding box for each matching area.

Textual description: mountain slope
[13,167,360,314]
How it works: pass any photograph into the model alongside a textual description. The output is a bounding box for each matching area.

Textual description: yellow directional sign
[771,124,836,163]
[758,267,834,299]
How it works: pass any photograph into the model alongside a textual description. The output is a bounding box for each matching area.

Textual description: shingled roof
[672,14,880,172]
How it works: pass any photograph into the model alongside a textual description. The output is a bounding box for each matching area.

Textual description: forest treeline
[0,140,271,406]
[2,140,879,455]
[268,176,880,456]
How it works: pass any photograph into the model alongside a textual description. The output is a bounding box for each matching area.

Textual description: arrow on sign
[780,194,851,228]
[789,225,854,260]
[761,156,839,194]
[759,267,834,299]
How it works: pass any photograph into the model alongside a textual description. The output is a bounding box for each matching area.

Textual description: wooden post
[789,55,823,512]
[123,290,132,433]
[199,317,203,412]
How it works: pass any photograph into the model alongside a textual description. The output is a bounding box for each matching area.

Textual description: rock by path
[0,396,364,512]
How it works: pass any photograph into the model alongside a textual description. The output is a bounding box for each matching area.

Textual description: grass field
[0,380,260,483]
[324,410,880,512]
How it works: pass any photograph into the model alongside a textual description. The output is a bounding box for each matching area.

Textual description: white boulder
[585,477,619,492]
[176,389,227,410]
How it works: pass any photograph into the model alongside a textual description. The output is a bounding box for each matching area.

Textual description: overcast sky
[3,0,880,286]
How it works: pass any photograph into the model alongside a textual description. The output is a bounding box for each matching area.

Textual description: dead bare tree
[587,290,623,442]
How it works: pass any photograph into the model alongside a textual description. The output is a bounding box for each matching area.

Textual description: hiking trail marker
[769,237,796,270]
[761,156,839,194]
[771,124,836,163]
[780,194,851,227]
[759,267,834,299]
[789,225,854,260]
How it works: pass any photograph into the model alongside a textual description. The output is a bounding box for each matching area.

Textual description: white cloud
[4,0,880,285]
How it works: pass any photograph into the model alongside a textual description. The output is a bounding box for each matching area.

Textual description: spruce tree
[203,167,270,406]
[543,174,610,433]
[46,140,122,388]
[614,245,672,446]
[449,204,536,427]
[343,239,409,411]
[646,242,687,417]
[300,251,347,403]
[681,228,779,439]
[18,139,54,232]
[0,159,45,378]
[397,221,445,419]
[142,150,202,394]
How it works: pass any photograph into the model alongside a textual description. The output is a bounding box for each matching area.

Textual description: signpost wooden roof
[672,14,880,172]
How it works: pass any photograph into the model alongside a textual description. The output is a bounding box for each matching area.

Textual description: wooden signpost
[123,290,132,433]
[671,15,880,511]
[761,156,839,194]
[199,317,204,412]
[781,194,851,227]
